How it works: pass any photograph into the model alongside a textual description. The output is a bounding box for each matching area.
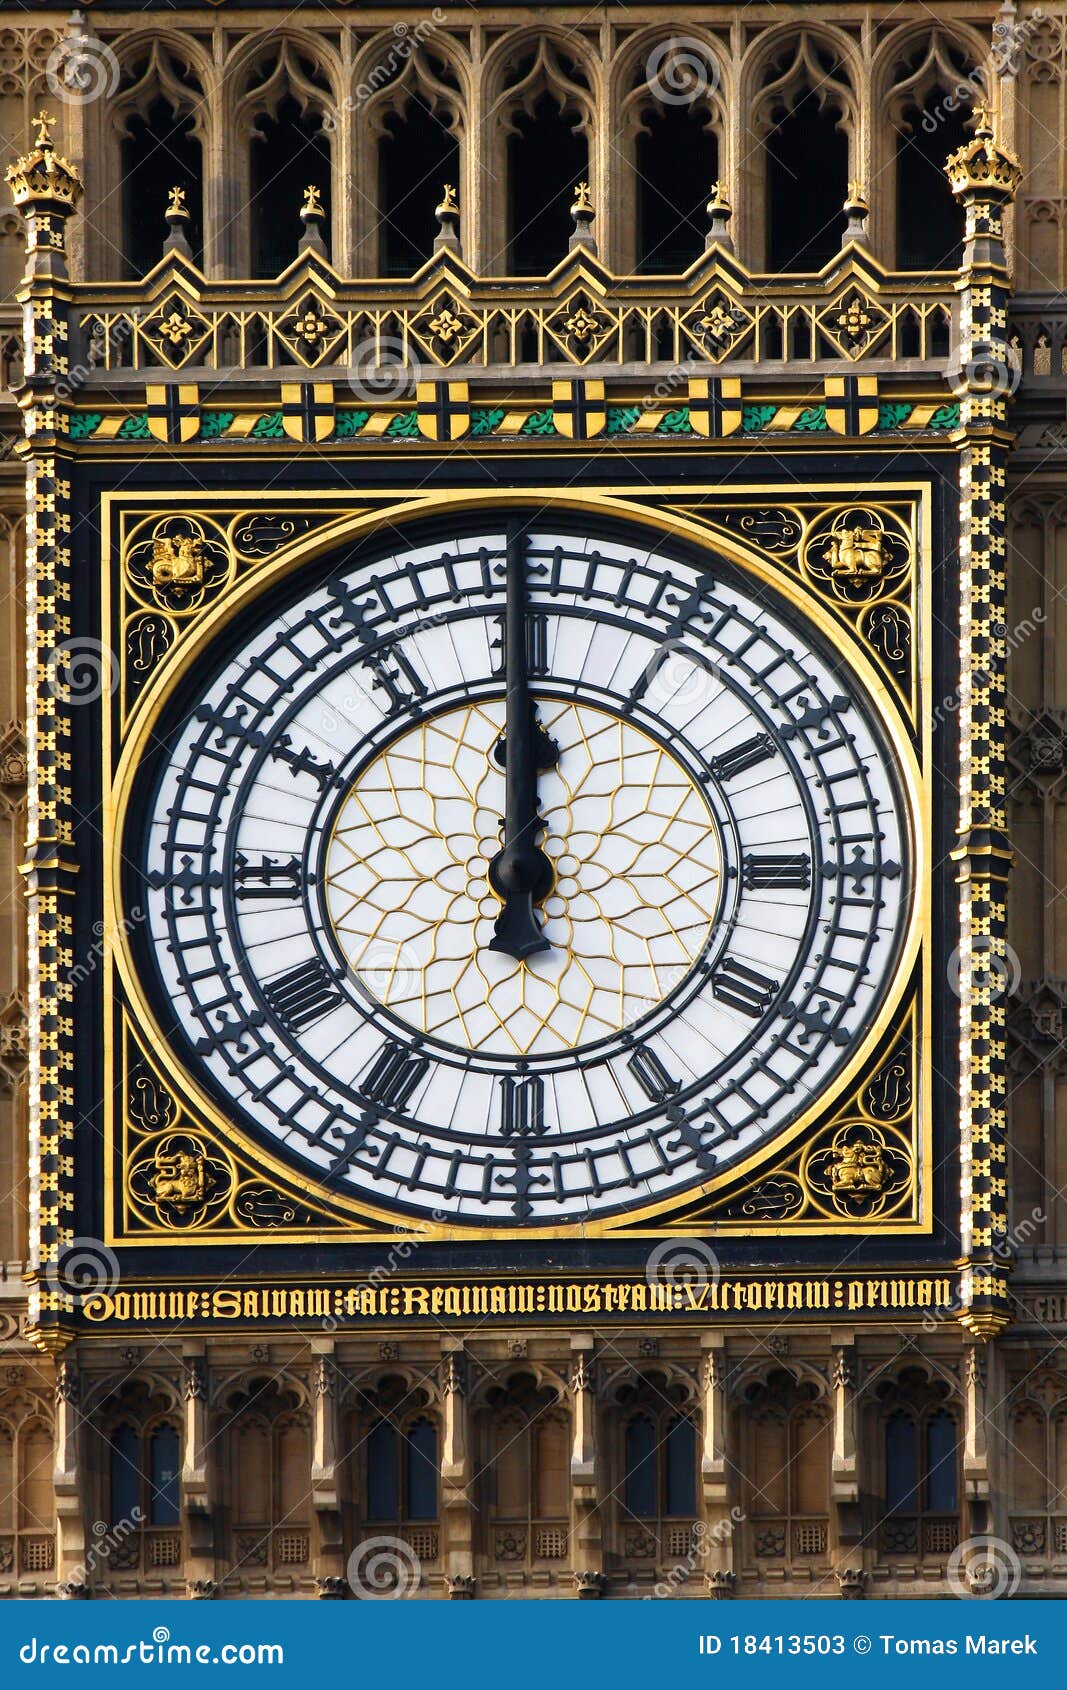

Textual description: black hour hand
[486,529,559,963]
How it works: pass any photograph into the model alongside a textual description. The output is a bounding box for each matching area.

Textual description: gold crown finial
[301,183,324,219]
[5,110,82,213]
[166,184,187,219]
[708,179,730,208]
[436,182,458,217]
[945,100,1021,203]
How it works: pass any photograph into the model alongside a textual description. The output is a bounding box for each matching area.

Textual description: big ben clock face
[127,516,915,1229]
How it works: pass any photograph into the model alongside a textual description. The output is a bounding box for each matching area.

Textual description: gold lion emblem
[151,532,204,593]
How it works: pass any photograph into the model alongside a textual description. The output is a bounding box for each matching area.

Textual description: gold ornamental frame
[101,481,934,1245]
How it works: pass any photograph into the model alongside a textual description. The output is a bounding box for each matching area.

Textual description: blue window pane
[406,1419,438,1521]
[664,1417,696,1517]
[149,1424,181,1526]
[625,1415,657,1518]
[367,1420,399,1520]
[925,1411,958,1513]
[109,1424,141,1525]
[885,1411,918,1513]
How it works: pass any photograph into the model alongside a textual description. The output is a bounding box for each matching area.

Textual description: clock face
[129,517,914,1228]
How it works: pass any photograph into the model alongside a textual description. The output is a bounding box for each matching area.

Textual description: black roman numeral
[500,1074,545,1137]
[234,853,304,900]
[709,734,775,782]
[627,1045,680,1102]
[362,1040,429,1110]
[363,646,428,712]
[264,959,344,1031]
[712,957,779,1017]
[742,853,811,891]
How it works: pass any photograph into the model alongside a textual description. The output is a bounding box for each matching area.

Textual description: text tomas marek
[79,1275,957,1326]
[878,1637,1038,1656]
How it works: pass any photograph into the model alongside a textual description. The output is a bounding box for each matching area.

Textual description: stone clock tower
[0,0,1063,1604]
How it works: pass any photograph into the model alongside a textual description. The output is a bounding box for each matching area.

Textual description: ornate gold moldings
[71,243,957,377]
[680,496,919,716]
[120,1022,350,1240]
[673,1015,920,1230]
[102,484,930,1243]
[117,506,363,723]
[125,514,230,612]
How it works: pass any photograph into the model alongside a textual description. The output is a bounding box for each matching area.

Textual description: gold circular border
[109,489,925,1241]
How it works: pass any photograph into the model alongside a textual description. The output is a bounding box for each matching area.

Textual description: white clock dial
[323,699,723,1056]
[132,519,914,1227]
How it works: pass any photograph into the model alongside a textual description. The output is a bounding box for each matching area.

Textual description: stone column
[831,1336,862,1557]
[569,1335,603,1596]
[53,1356,86,1592]
[700,1335,734,1595]
[439,1340,474,1596]
[311,1341,345,1592]
[181,1348,214,1595]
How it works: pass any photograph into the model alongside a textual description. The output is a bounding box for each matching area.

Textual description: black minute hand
[487,526,559,961]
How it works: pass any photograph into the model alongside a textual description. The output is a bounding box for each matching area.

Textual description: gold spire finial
[32,110,57,149]
[166,185,187,219]
[972,99,993,138]
[436,182,458,217]
[301,183,324,218]
[708,179,730,210]
[571,180,594,216]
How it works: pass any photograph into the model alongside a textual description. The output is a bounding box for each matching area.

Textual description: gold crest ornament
[822,524,889,583]
[150,531,204,594]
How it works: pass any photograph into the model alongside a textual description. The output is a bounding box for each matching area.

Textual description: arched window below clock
[0,1402,55,1583]
[221,1378,312,1577]
[873,1368,960,1558]
[613,1372,698,1568]
[94,1381,183,1581]
[364,1416,439,1528]
[342,1374,440,1574]
[478,1372,571,1571]
[1005,1371,1067,1557]
[734,1369,831,1567]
